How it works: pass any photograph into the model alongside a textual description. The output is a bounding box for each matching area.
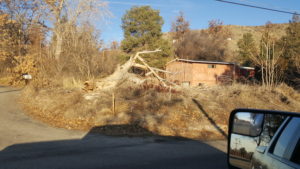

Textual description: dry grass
[62,77,85,89]
[0,76,13,86]
[190,84,300,132]
[21,82,300,140]
[225,24,288,53]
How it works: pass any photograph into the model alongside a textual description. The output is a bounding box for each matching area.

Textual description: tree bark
[94,49,161,91]
[54,32,62,60]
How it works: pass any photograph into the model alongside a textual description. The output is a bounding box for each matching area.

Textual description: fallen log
[93,49,162,91]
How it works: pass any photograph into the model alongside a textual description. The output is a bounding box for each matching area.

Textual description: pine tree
[276,14,300,87]
[281,14,300,73]
[121,6,172,68]
[237,33,258,66]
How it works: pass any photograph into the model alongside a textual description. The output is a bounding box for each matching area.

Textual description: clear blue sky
[100,0,300,45]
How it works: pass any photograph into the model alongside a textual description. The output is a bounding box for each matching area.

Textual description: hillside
[224,24,288,54]
[164,23,289,58]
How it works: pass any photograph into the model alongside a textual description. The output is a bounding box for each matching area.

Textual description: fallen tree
[84,49,176,95]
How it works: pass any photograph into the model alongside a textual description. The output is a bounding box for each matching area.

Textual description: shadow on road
[192,99,228,138]
[0,124,227,169]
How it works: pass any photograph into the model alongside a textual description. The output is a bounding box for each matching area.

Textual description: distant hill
[224,24,288,53]
[164,23,289,59]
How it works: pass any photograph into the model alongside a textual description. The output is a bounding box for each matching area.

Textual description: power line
[216,0,300,15]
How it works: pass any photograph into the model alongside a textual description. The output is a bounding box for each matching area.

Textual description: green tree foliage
[280,15,300,73]
[278,14,300,87]
[237,23,286,88]
[121,6,172,68]
[237,33,258,66]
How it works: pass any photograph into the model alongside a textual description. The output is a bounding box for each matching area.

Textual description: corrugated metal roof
[240,66,255,70]
[166,58,236,65]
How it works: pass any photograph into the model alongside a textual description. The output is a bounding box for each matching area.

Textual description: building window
[208,64,216,68]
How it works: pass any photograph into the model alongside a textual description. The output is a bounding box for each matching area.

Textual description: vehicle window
[290,138,300,164]
[259,114,286,146]
[272,117,300,162]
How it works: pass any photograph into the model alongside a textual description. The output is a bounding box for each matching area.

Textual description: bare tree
[110,41,119,50]
[171,11,190,41]
[171,11,190,58]
[44,0,110,60]
[174,19,231,61]
[208,19,224,34]
[0,0,45,84]
[248,24,284,88]
[0,0,44,32]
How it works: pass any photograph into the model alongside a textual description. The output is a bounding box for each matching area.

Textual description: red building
[166,59,254,86]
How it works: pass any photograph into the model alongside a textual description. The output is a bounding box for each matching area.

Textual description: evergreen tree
[281,14,300,72]
[121,6,172,68]
[278,14,300,87]
[237,33,258,66]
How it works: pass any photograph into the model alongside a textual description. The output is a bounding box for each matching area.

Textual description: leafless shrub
[175,20,231,61]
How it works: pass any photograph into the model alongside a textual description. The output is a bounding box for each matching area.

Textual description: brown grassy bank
[21,83,300,140]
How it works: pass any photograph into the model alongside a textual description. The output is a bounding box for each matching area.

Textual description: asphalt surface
[0,86,228,169]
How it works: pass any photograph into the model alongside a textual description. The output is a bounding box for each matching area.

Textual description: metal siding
[166,61,235,86]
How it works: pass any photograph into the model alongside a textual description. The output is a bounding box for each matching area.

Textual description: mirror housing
[232,112,264,137]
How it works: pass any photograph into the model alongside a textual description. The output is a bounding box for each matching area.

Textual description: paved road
[0,86,228,169]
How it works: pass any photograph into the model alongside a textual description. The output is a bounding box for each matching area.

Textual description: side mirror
[227,109,300,169]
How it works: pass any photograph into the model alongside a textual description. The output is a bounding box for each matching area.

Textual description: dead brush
[274,83,300,102]
[141,83,180,93]
[21,81,300,140]
[21,87,97,129]
[195,83,300,125]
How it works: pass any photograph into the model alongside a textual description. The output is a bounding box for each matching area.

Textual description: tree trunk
[93,50,161,91]
[54,32,62,60]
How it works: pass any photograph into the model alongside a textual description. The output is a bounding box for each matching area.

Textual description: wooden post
[112,92,115,115]
[169,86,172,101]
[233,64,236,84]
